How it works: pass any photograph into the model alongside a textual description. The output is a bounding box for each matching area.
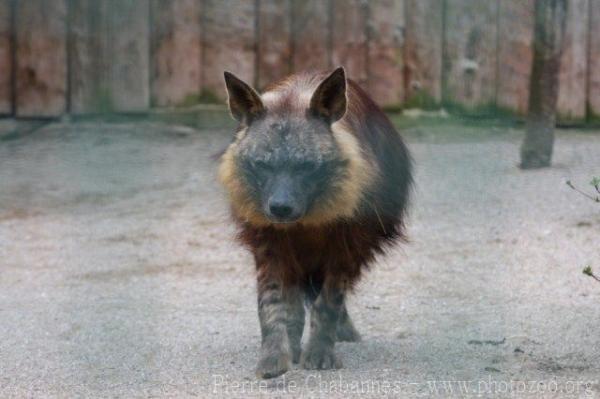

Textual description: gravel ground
[0,121,599,398]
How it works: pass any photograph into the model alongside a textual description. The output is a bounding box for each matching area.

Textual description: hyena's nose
[266,175,303,222]
[268,200,294,220]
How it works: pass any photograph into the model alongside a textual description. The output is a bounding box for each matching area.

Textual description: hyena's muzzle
[262,171,307,223]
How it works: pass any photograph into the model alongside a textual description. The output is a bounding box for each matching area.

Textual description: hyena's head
[218,67,374,227]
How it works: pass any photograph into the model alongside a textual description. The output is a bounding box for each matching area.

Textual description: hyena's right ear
[224,72,265,124]
[309,67,347,123]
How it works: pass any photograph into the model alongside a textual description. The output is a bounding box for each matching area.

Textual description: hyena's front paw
[300,343,342,370]
[256,349,291,379]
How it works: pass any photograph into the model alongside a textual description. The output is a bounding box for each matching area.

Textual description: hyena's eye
[253,160,272,172]
[293,161,319,174]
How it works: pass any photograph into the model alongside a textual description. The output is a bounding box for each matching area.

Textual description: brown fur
[219,68,412,378]
[223,71,411,289]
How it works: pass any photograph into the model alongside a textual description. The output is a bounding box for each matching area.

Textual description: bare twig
[566,180,600,202]
[591,177,600,195]
[583,266,600,283]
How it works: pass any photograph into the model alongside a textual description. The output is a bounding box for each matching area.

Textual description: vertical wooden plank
[292,0,330,72]
[403,0,443,105]
[15,0,67,117]
[70,0,149,114]
[0,0,11,114]
[257,0,291,89]
[203,0,256,100]
[69,0,111,114]
[151,0,202,107]
[443,0,498,110]
[557,0,588,120]
[368,0,404,107]
[588,0,600,118]
[496,0,534,115]
[110,0,150,112]
[331,0,367,85]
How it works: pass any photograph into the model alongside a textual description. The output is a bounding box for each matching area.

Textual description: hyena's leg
[300,277,344,370]
[285,286,305,363]
[336,301,362,342]
[255,267,291,379]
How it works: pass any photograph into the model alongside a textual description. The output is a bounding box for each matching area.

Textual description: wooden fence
[0,0,599,119]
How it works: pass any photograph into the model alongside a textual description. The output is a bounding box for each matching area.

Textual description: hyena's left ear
[309,67,347,123]
[224,71,265,124]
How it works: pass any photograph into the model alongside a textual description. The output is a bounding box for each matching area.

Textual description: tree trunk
[520,0,567,169]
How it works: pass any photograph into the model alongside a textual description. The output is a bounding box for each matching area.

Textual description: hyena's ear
[309,67,347,123]
[224,71,265,124]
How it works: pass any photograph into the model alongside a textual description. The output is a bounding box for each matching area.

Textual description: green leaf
[590,177,600,187]
[583,266,593,276]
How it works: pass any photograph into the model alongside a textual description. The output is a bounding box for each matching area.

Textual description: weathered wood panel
[588,0,600,117]
[15,0,67,117]
[69,0,110,114]
[496,0,534,115]
[70,0,149,113]
[0,0,11,114]
[331,0,367,85]
[292,0,330,72]
[110,0,150,112]
[203,0,256,100]
[4,0,597,118]
[443,0,498,110]
[257,0,291,89]
[368,0,404,106]
[557,0,588,120]
[151,0,202,107]
[403,0,443,105]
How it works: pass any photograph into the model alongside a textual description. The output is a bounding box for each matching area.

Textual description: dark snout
[264,174,306,223]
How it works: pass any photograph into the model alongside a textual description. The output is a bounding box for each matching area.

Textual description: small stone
[484,367,501,373]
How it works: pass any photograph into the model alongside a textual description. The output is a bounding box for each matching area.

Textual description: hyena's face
[219,68,365,226]
[234,116,344,223]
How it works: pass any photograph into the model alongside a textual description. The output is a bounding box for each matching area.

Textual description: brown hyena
[218,67,412,378]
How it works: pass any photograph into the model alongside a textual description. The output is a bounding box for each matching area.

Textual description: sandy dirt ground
[0,121,599,398]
